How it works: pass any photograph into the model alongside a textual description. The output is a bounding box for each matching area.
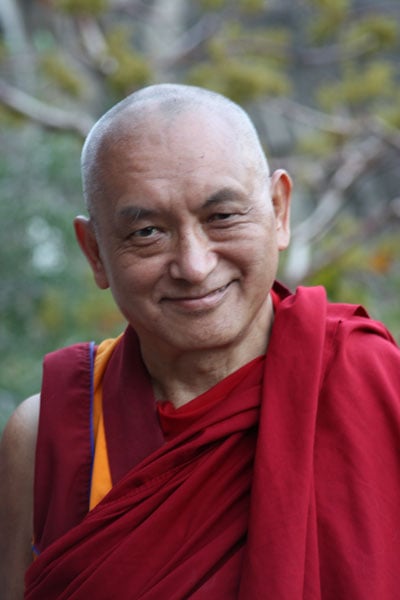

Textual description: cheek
[107,255,167,300]
[240,226,279,264]
[245,236,280,284]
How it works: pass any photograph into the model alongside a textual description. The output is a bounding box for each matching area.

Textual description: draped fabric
[27,285,400,599]
[33,340,96,553]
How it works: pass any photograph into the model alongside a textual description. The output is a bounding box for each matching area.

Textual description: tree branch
[299,196,400,284]
[0,80,94,137]
[267,97,356,137]
[284,137,385,284]
[292,137,384,245]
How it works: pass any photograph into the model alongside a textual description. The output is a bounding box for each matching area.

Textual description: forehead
[95,107,263,215]
[120,107,250,165]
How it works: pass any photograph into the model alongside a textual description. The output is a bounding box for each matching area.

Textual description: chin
[168,327,241,353]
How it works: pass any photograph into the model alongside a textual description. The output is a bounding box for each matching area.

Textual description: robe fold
[26,284,400,599]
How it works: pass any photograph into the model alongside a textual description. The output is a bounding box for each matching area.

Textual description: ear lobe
[270,169,292,251]
[73,216,110,289]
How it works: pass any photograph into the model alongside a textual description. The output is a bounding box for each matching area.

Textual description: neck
[139,295,274,409]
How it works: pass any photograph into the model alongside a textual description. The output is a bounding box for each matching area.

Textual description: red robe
[26,284,400,599]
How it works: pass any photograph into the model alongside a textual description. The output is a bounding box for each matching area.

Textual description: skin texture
[0,84,292,598]
[0,394,39,600]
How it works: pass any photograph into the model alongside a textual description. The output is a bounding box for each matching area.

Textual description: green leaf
[54,0,108,16]
[40,53,84,97]
[104,27,152,95]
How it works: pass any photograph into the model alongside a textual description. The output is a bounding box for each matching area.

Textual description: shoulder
[1,393,40,447]
[326,303,400,378]
[0,394,40,477]
[278,283,400,391]
[0,394,40,599]
[280,283,399,369]
[320,308,400,434]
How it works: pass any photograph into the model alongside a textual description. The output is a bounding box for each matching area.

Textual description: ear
[73,216,110,289]
[270,169,291,251]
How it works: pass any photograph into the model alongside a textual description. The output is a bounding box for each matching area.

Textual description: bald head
[81,84,269,218]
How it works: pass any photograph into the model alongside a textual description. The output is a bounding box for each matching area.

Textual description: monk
[1,83,400,599]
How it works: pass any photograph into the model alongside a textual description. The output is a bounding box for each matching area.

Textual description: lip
[162,282,232,312]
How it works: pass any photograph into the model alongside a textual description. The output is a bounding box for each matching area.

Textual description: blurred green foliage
[0,128,124,430]
[189,57,291,104]
[317,61,396,110]
[55,0,108,16]
[308,0,350,42]
[105,27,152,95]
[40,53,85,97]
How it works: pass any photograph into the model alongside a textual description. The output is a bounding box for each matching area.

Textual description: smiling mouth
[162,282,232,310]
[174,284,229,301]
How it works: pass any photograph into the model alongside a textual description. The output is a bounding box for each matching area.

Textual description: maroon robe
[26,284,400,599]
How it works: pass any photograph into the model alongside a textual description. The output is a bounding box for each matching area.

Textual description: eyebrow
[115,187,247,222]
[116,205,158,222]
[203,187,247,208]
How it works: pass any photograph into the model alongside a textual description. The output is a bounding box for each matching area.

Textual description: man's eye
[208,213,234,222]
[132,226,159,238]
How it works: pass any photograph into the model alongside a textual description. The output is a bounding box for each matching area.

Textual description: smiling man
[75,93,290,405]
[1,84,400,599]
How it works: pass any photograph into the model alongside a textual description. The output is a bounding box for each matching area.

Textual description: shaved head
[81,83,269,218]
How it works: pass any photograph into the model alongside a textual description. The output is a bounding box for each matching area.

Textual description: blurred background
[1,0,400,432]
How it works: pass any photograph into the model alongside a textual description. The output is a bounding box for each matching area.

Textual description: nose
[168,228,218,283]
